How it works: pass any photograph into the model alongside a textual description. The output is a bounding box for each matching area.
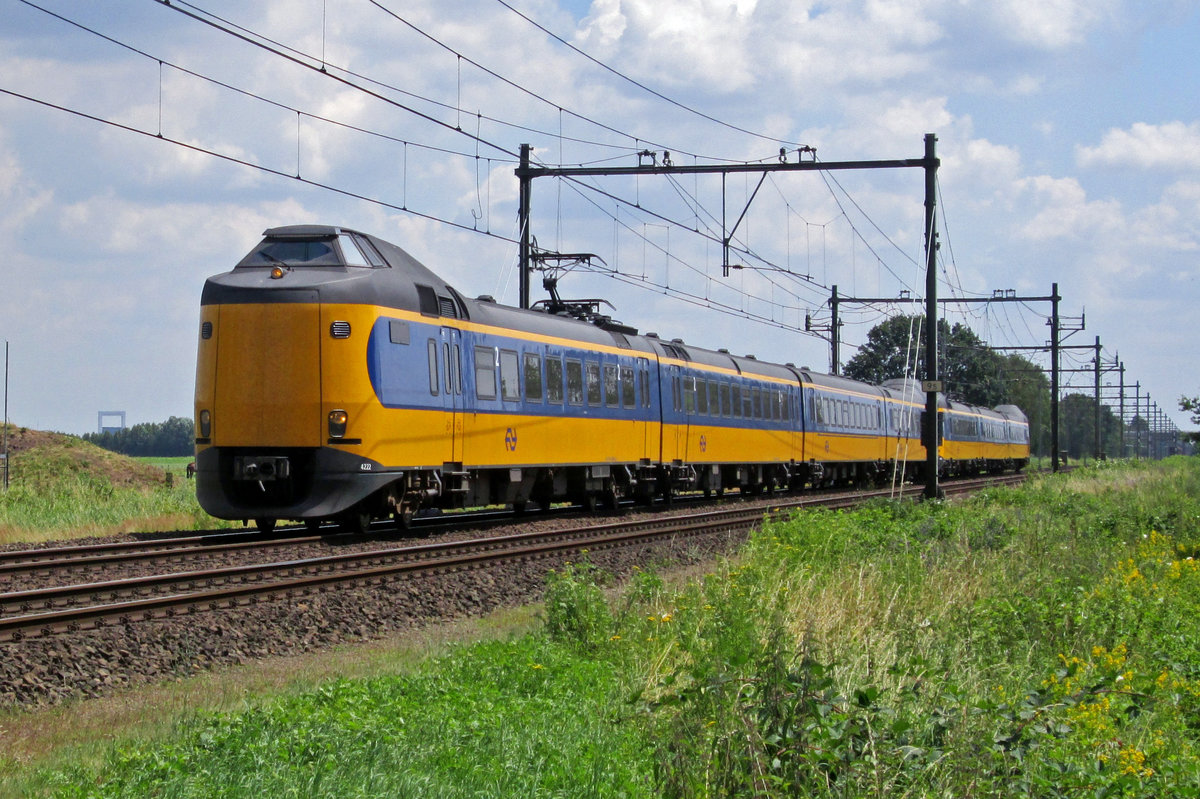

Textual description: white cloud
[994,0,1117,49]
[1015,175,1123,242]
[1077,121,1200,170]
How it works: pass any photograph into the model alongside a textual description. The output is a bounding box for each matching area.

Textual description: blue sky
[1,0,1197,435]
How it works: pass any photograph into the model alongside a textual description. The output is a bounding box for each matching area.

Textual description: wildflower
[609,635,621,641]
[530,663,543,670]
[1117,745,1153,778]
[660,613,673,623]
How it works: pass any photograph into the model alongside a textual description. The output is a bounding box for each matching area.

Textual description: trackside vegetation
[0,428,235,543]
[8,458,1200,797]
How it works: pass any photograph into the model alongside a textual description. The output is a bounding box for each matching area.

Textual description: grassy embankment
[0,426,234,544]
[4,458,1200,797]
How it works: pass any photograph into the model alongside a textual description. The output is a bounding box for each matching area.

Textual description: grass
[0,448,234,544]
[5,458,1200,796]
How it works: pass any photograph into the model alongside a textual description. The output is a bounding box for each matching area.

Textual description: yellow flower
[530,663,543,670]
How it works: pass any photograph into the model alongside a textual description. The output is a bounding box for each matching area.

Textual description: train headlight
[198,409,211,438]
[270,265,286,279]
[328,409,348,439]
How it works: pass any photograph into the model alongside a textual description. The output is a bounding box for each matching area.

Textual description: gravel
[0,504,751,709]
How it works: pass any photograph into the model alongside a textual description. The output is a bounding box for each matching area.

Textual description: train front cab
[194,226,451,532]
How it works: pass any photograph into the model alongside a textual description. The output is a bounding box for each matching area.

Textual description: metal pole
[922,133,941,499]
[517,143,532,310]
[1118,362,1125,458]
[1050,283,1060,471]
[1146,393,1152,459]
[1133,382,1141,458]
[830,284,840,375]
[1093,336,1102,461]
[2,340,8,490]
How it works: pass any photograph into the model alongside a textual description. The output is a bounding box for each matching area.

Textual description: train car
[195,225,1030,532]
[801,370,891,486]
[653,339,804,497]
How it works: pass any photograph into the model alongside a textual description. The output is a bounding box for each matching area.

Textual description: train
[194,225,1030,533]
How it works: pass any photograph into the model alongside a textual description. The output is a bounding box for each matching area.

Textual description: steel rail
[0,471,1027,642]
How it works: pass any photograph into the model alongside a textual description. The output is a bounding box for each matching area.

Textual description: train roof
[805,369,890,399]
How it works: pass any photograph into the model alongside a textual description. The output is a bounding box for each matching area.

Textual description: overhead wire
[155,0,518,159]
[491,0,808,149]
[0,86,518,242]
[23,0,1023,350]
[18,0,496,164]
[157,0,842,323]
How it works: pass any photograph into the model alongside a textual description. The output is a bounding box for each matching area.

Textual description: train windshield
[236,234,384,268]
[238,239,340,267]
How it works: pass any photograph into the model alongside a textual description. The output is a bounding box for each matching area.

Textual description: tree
[1178,396,1200,446]
[843,315,1053,455]
[83,416,194,457]
[1059,393,1122,460]
[1180,395,1200,426]
[845,315,1018,408]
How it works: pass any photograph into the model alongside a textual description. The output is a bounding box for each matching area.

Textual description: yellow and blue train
[194,225,1029,532]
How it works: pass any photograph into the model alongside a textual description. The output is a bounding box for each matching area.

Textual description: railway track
[0,472,1023,644]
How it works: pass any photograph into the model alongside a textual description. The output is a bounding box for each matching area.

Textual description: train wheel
[393,507,414,531]
[600,485,620,512]
[254,517,276,534]
[340,507,373,535]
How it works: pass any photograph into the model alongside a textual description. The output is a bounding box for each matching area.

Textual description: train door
[440,326,464,464]
[665,364,687,463]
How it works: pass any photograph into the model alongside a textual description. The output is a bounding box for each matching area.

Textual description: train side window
[709,380,720,417]
[672,376,680,412]
[731,384,742,418]
[566,359,584,406]
[337,233,370,266]
[452,344,462,394]
[621,366,635,408]
[524,353,543,402]
[427,339,439,396]
[640,366,651,408]
[720,383,731,418]
[474,345,496,400]
[683,376,696,415]
[443,342,451,394]
[350,233,386,267]
[586,361,603,406]
[696,378,709,415]
[604,364,619,408]
[750,388,760,420]
[499,349,520,402]
[546,357,564,404]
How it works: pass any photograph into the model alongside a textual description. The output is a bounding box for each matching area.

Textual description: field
[0,427,236,544]
[3,457,1198,796]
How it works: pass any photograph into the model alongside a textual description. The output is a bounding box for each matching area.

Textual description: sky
[1,0,1197,435]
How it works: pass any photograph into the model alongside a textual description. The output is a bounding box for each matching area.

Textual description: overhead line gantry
[516,135,946,498]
